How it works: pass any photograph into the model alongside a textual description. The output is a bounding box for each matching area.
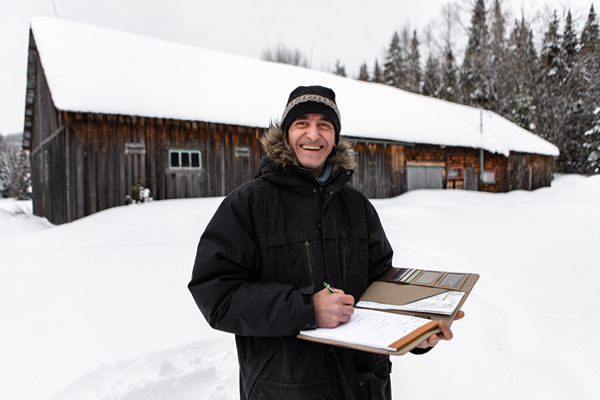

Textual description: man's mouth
[300,145,323,151]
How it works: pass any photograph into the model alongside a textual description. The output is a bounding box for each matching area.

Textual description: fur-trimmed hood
[259,123,357,175]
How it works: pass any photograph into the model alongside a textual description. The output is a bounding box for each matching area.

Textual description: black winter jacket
[189,125,394,399]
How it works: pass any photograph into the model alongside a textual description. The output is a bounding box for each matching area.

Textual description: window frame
[168,149,202,170]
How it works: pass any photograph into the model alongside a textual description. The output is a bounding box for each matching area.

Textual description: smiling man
[189,85,459,399]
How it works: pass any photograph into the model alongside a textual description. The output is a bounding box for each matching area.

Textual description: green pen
[323,282,336,293]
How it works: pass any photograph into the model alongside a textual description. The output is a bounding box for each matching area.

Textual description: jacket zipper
[341,238,348,290]
[304,240,315,292]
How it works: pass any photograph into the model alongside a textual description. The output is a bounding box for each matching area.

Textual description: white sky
[0,0,598,134]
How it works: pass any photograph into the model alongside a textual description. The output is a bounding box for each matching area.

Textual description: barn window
[447,166,463,180]
[126,142,146,155]
[235,146,251,158]
[482,169,496,184]
[169,149,202,169]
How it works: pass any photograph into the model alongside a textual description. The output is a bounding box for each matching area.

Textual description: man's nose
[306,122,320,140]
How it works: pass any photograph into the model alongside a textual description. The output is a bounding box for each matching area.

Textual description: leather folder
[297,267,479,355]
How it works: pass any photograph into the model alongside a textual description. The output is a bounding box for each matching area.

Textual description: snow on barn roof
[29,17,559,157]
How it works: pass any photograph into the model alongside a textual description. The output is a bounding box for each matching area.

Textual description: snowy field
[1,174,599,400]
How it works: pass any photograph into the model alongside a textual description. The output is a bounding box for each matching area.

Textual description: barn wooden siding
[30,112,265,224]
[350,141,406,198]
[349,142,553,195]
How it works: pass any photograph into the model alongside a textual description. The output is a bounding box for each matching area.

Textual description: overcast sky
[0,0,597,135]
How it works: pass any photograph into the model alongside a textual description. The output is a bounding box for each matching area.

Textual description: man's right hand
[313,287,355,328]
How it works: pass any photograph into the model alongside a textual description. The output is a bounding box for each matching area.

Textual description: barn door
[407,166,443,191]
[125,142,147,201]
[464,168,478,190]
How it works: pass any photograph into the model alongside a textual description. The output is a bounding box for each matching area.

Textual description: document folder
[297,267,479,355]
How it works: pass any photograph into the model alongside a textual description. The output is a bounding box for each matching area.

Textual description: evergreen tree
[534,11,566,145]
[383,31,406,88]
[334,60,347,77]
[460,0,492,108]
[372,59,384,83]
[422,54,441,97]
[406,30,422,93]
[584,107,600,174]
[562,11,577,70]
[440,47,459,103]
[489,0,507,113]
[561,5,600,174]
[505,17,537,132]
[580,4,600,59]
[0,147,31,200]
[358,61,370,81]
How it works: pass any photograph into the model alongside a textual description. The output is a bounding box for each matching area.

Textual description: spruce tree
[334,60,347,77]
[422,54,441,98]
[562,5,600,174]
[440,47,459,103]
[505,17,537,132]
[535,11,565,146]
[563,11,577,70]
[460,0,492,108]
[358,61,370,81]
[372,59,384,83]
[489,0,507,114]
[383,31,407,89]
[406,30,422,93]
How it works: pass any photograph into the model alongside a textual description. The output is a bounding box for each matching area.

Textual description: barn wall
[27,33,68,224]
[403,144,507,192]
[507,152,554,191]
[55,113,265,224]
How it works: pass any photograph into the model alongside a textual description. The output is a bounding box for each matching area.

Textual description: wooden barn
[24,18,559,225]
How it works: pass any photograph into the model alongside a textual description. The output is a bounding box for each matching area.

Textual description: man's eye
[319,123,332,130]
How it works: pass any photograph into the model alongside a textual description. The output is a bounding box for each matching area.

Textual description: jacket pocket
[355,355,392,400]
[250,378,331,400]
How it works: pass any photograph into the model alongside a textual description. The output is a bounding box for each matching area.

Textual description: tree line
[263,0,600,175]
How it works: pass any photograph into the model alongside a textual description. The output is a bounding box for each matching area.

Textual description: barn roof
[29,17,559,157]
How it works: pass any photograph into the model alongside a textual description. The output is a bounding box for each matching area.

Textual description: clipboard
[297,267,479,355]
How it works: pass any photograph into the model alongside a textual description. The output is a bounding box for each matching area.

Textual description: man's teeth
[301,145,321,150]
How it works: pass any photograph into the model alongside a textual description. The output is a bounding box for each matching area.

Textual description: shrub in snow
[126,179,153,204]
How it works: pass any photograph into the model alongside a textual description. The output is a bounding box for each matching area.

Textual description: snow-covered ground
[1,174,599,400]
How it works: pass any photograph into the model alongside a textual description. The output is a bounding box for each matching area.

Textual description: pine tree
[358,61,370,81]
[334,60,347,77]
[0,147,31,200]
[440,47,459,103]
[584,107,600,173]
[505,17,537,132]
[406,30,422,93]
[422,54,441,98]
[383,31,406,88]
[534,11,565,145]
[372,59,384,83]
[563,5,600,174]
[460,0,492,108]
[489,0,507,113]
[563,11,577,70]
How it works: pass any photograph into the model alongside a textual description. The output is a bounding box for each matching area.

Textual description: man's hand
[313,287,355,328]
[415,310,465,349]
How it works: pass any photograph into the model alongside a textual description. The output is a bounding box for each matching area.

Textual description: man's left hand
[415,310,465,349]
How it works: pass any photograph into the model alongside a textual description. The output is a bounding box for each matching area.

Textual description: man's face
[288,113,336,177]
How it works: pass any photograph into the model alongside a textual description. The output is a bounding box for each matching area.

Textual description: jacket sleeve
[188,194,316,337]
[365,198,394,284]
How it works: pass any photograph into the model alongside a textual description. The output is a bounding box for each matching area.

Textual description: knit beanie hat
[281,85,342,144]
